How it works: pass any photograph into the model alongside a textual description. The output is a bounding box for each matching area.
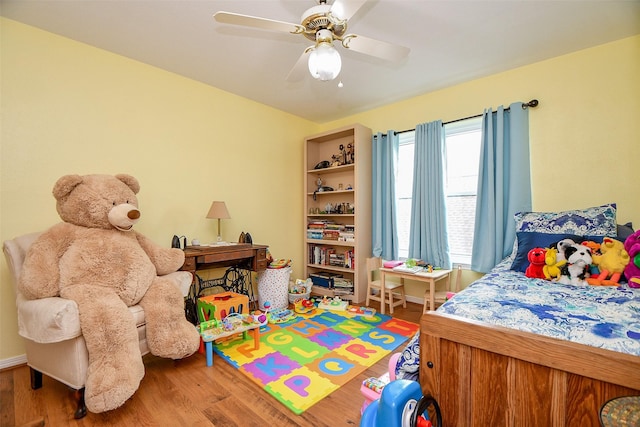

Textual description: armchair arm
[162,271,193,297]
[16,293,81,343]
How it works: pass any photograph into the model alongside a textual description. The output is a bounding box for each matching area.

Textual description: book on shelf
[322,230,340,240]
[329,253,345,267]
[309,244,337,265]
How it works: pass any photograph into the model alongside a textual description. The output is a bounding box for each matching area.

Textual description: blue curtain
[371,131,399,260]
[408,121,451,269]
[471,102,532,272]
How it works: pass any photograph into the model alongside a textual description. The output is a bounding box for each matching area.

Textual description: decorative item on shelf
[314,160,330,170]
[206,201,231,242]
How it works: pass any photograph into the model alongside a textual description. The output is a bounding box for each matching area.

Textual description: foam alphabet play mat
[212,309,418,414]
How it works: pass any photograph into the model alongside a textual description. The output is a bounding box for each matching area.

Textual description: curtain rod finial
[522,99,539,109]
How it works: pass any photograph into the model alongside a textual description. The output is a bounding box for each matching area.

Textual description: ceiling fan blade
[330,0,369,21]
[286,48,312,82]
[342,34,410,62]
[214,11,304,34]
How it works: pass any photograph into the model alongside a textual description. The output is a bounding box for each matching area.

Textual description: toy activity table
[198,321,261,367]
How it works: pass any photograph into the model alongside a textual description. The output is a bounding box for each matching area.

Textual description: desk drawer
[182,257,196,271]
[198,248,253,264]
[253,248,268,271]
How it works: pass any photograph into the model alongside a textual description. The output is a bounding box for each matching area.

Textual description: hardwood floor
[1,302,424,427]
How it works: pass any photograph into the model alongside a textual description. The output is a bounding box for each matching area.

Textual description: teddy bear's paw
[84,359,144,413]
[147,321,200,359]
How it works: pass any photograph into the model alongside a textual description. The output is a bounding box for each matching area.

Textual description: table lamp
[206,201,230,242]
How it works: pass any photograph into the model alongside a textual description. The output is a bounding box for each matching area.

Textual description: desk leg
[379,270,386,315]
[429,279,435,312]
[205,341,213,367]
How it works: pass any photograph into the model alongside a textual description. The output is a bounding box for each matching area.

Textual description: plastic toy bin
[257,267,291,310]
[197,292,249,322]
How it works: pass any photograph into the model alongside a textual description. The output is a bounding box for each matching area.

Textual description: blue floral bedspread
[437,258,640,356]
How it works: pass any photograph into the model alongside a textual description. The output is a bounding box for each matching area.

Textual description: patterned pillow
[395,331,420,382]
[514,203,617,236]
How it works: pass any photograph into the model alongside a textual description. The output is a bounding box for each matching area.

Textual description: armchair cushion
[15,271,192,344]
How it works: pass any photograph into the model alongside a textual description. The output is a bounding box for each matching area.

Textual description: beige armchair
[3,232,192,419]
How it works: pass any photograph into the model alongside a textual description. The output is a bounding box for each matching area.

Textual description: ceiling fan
[213,0,410,82]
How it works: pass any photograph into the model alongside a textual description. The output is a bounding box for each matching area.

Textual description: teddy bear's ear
[115,174,140,194]
[52,174,84,200]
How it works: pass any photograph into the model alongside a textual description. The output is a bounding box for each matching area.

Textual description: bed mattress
[437,259,640,356]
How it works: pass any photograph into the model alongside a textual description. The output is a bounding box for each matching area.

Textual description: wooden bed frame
[420,311,640,426]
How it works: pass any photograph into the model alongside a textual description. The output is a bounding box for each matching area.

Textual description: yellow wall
[0,18,317,360]
[2,16,638,361]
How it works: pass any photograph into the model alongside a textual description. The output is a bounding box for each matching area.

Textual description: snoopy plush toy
[558,243,593,285]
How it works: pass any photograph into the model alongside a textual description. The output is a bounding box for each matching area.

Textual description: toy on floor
[347,305,376,317]
[359,379,440,427]
[361,353,400,414]
[268,307,296,324]
[293,298,316,314]
[318,296,348,311]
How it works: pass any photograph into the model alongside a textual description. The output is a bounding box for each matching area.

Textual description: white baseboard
[405,295,423,305]
[0,354,27,370]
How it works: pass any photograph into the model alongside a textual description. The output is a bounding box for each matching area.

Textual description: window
[395,117,482,265]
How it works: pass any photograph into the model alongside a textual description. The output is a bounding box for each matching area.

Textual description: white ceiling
[2,0,639,123]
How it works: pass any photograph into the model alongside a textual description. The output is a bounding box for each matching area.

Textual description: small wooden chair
[365,257,406,314]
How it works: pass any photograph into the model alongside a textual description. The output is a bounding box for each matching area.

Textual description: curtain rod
[394,99,539,135]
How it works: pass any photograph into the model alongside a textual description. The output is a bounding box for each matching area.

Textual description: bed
[418,204,640,426]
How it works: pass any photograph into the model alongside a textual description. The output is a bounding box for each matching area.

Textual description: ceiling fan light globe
[308,42,341,81]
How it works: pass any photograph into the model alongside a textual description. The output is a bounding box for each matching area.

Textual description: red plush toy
[525,247,547,279]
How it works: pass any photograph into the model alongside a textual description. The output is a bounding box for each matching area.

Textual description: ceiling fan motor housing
[301,3,346,41]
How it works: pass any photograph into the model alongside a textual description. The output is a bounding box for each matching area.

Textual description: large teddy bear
[18,174,200,413]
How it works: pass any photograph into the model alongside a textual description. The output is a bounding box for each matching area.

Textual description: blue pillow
[617,222,635,241]
[513,203,617,236]
[510,232,604,273]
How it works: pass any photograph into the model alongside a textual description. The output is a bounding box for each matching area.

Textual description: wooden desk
[379,268,452,314]
[181,243,268,275]
[181,244,268,323]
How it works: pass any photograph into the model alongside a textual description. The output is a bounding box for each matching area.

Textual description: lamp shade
[206,201,230,219]
[308,42,341,81]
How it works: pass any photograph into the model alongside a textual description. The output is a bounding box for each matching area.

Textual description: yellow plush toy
[586,237,630,286]
[543,247,566,281]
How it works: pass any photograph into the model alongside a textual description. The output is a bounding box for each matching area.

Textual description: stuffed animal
[558,243,592,285]
[550,238,576,263]
[587,237,630,286]
[18,174,200,413]
[582,240,602,276]
[623,230,640,288]
[525,247,547,279]
[543,247,566,281]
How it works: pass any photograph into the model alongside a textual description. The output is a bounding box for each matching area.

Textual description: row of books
[309,245,355,269]
[333,277,354,296]
[307,221,355,242]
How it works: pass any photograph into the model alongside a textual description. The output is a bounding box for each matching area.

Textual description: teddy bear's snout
[108,203,140,231]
